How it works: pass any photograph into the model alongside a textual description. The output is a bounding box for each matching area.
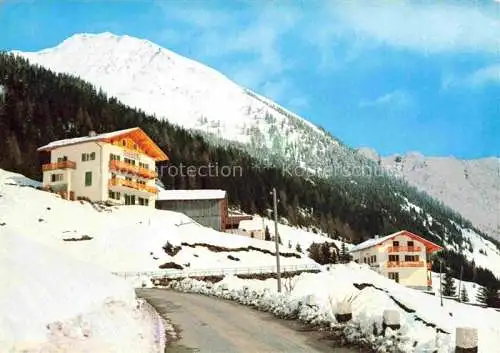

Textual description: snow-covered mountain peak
[380,152,500,240]
[14,32,345,171]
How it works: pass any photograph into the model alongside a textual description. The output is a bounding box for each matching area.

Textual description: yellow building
[38,127,168,206]
[350,230,442,290]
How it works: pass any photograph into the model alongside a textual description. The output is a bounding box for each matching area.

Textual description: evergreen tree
[442,271,457,297]
[477,286,500,308]
[340,242,350,263]
[295,243,302,253]
[264,226,271,241]
[308,243,322,264]
[460,286,469,303]
[288,240,292,249]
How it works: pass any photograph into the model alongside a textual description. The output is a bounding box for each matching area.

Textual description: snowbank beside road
[165,263,500,353]
[0,230,164,352]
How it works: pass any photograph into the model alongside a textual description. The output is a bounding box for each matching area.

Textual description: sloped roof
[157,189,227,201]
[37,127,168,161]
[350,230,443,253]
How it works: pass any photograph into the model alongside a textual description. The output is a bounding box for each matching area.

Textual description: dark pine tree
[460,286,469,303]
[477,286,500,308]
[264,226,271,241]
[442,271,457,297]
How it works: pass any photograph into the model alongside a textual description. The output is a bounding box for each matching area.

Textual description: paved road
[137,288,359,353]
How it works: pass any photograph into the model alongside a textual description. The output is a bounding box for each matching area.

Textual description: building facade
[156,189,228,231]
[38,128,168,206]
[350,230,442,290]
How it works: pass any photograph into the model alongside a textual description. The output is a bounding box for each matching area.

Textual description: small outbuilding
[156,189,228,231]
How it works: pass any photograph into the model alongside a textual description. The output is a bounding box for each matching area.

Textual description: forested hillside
[1,53,498,287]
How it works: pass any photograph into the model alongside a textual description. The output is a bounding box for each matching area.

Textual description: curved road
[137,288,359,353]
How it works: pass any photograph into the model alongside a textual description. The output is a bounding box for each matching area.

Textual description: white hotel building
[38,127,168,206]
[350,230,443,290]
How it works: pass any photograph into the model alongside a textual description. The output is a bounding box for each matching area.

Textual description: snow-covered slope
[0,229,162,352]
[358,148,500,240]
[0,169,315,274]
[13,32,364,174]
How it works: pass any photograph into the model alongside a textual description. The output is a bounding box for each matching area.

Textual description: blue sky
[1,0,499,158]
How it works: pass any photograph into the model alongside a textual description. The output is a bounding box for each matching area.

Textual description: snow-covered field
[166,264,500,353]
[0,169,315,274]
[0,229,164,352]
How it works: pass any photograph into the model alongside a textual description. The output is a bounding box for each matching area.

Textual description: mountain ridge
[358,147,500,240]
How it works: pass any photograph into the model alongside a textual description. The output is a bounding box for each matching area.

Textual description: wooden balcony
[42,160,76,172]
[388,246,421,253]
[387,261,424,268]
[109,160,156,179]
[108,178,157,194]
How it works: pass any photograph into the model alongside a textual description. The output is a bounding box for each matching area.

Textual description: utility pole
[273,187,282,293]
[439,260,443,307]
[458,265,463,302]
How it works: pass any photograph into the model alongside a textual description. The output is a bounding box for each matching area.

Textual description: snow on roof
[157,189,227,201]
[349,233,395,252]
[37,127,139,151]
[350,230,443,253]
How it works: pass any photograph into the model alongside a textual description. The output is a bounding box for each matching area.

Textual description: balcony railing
[387,261,424,268]
[109,160,156,179]
[42,160,76,172]
[108,178,157,194]
[388,246,421,253]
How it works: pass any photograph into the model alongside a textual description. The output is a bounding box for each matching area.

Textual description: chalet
[350,230,443,290]
[37,127,168,206]
[156,189,228,231]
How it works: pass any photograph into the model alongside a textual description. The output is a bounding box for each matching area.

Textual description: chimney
[89,130,97,137]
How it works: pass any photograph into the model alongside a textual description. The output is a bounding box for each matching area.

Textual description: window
[388,272,400,283]
[110,153,121,161]
[371,255,377,263]
[85,171,92,186]
[393,241,399,247]
[124,158,136,166]
[139,162,149,169]
[125,194,135,205]
[389,255,399,262]
[407,241,414,247]
[57,156,68,162]
[138,197,149,206]
[108,190,121,200]
[405,255,419,262]
[122,140,126,146]
[125,176,133,182]
[51,173,63,182]
[82,152,96,162]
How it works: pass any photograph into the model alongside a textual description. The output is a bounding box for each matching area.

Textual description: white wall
[42,141,158,206]
[352,234,430,288]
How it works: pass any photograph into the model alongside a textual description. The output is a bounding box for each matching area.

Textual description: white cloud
[444,64,500,88]
[466,64,500,86]
[360,90,413,108]
[319,1,500,55]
